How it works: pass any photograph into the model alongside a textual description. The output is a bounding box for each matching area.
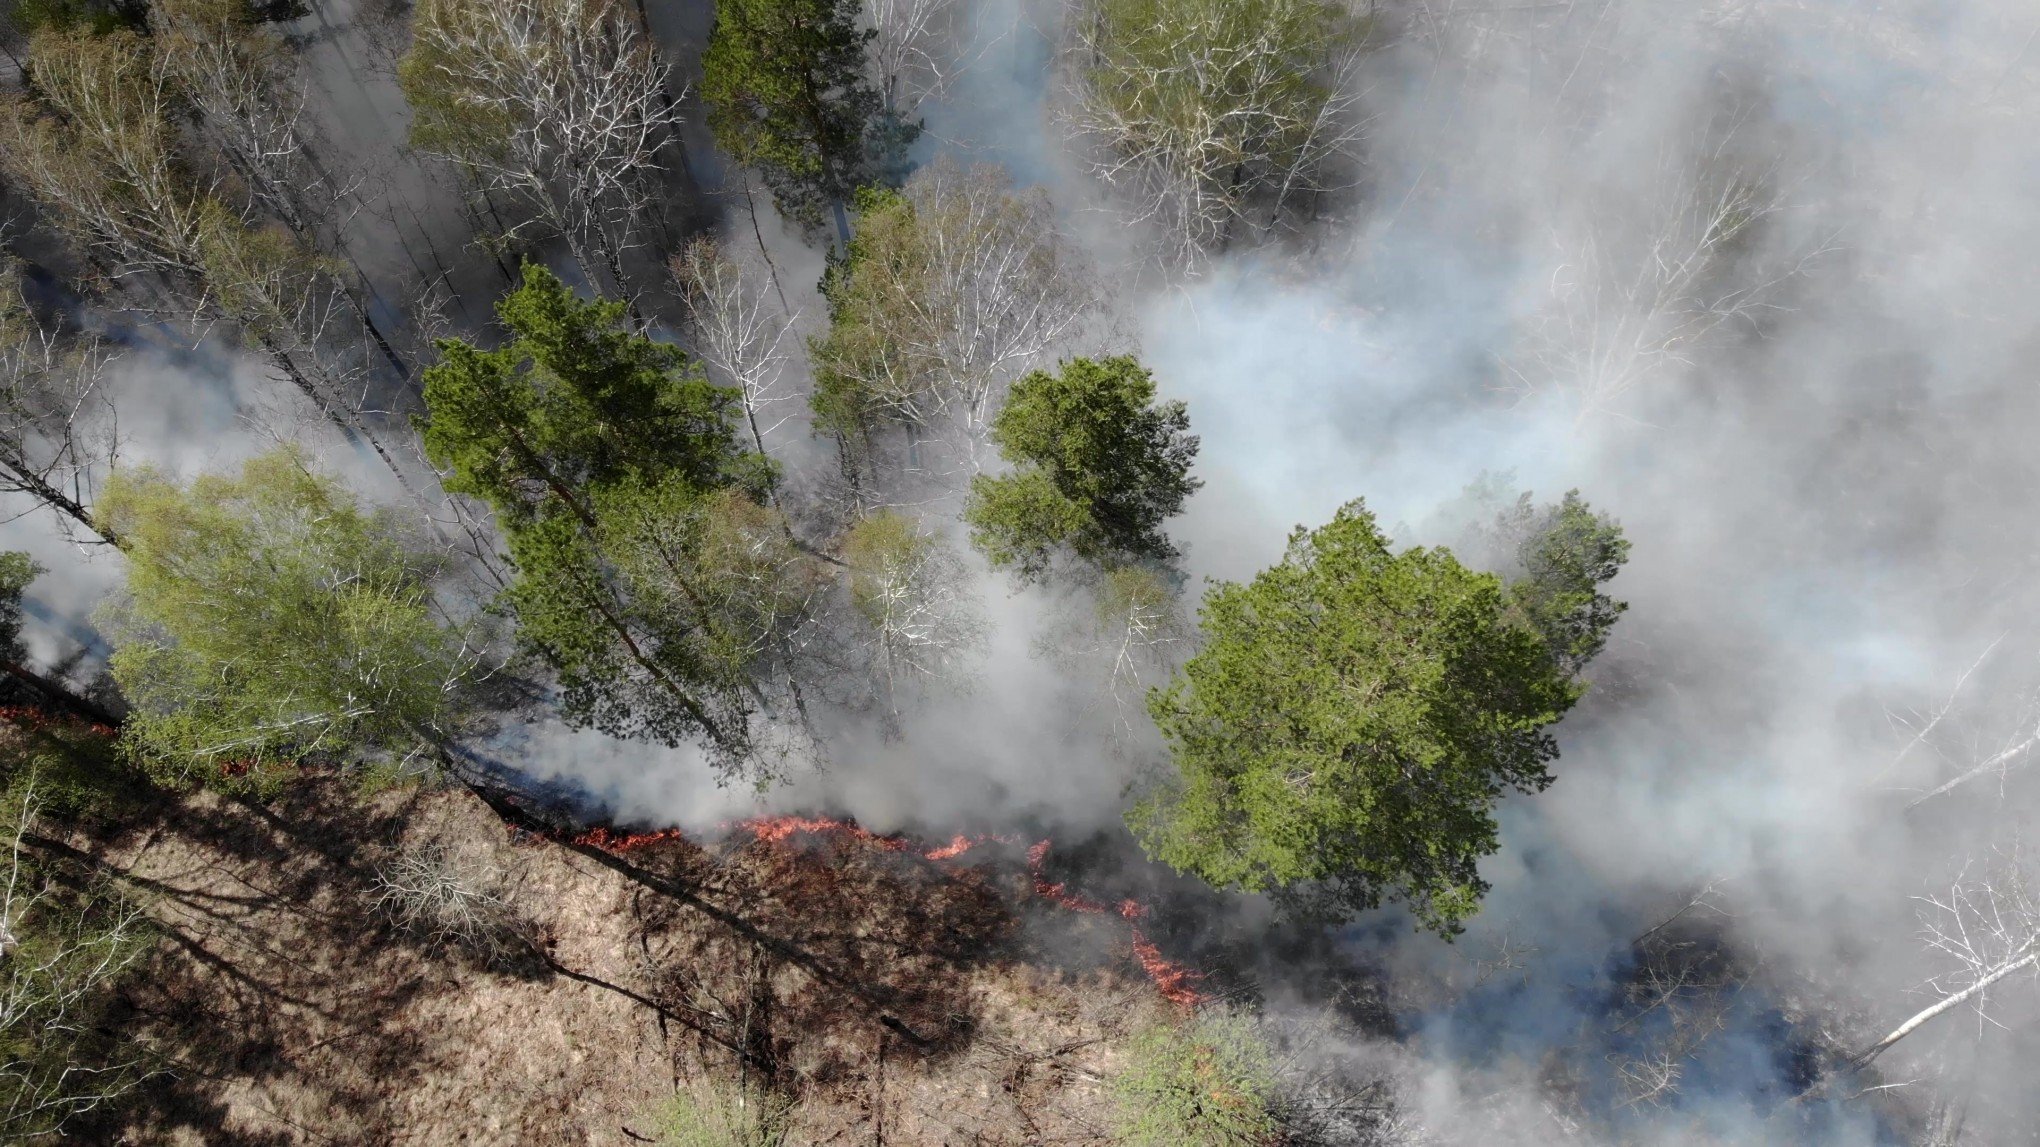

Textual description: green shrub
[649,1081,792,1147]
[1111,1011,1279,1147]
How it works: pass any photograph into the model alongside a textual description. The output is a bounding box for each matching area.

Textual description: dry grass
[43,776,1168,1145]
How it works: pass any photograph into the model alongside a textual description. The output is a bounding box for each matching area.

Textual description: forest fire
[569,825,690,852]
[1130,929,1207,1008]
[562,812,1207,1007]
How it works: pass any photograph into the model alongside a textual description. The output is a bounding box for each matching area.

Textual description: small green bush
[1111,1010,1279,1147]
[649,1081,792,1147]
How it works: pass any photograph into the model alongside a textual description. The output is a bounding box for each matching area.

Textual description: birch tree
[151,0,411,380]
[1034,565,1191,738]
[0,28,410,481]
[840,510,983,732]
[810,160,1094,483]
[1064,0,1369,265]
[670,237,802,465]
[864,0,961,120]
[1851,853,2040,1070]
[399,0,681,316]
[1500,138,1830,422]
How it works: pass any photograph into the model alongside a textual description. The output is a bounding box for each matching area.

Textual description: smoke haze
[3,0,2038,1139]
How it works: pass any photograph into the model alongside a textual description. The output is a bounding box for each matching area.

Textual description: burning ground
[49,768,1241,1144]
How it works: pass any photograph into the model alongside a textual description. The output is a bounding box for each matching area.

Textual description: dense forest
[0,0,2034,1142]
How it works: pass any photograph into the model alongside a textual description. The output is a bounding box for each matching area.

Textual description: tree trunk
[1853,950,2040,1067]
[0,456,115,546]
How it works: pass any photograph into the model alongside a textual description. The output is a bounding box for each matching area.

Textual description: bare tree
[1851,853,2040,1070]
[1498,129,1833,422]
[1034,566,1189,739]
[151,0,412,382]
[1062,0,1369,266]
[373,840,515,957]
[839,510,985,733]
[811,158,1095,481]
[0,270,117,545]
[400,0,683,320]
[1863,632,2040,809]
[0,28,415,486]
[671,238,803,467]
[0,778,153,1139]
[864,0,963,119]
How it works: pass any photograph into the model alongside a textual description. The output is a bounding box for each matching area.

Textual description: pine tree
[702,0,902,246]
[420,265,805,773]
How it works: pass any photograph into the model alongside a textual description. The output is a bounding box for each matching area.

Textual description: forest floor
[52,774,1182,1145]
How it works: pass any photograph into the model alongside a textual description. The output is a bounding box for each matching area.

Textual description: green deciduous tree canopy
[1131,498,1626,935]
[965,356,1200,581]
[701,0,897,244]
[95,448,475,786]
[420,264,804,773]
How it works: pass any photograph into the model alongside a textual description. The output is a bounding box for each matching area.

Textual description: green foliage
[840,509,983,709]
[6,0,146,35]
[808,163,1088,477]
[422,264,766,522]
[701,0,899,236]
[1110,1011,1278,1147]
[420,265,791,766]
[1500,490,1630,675]
[0,716,136,823]
[966,356,1200,581]
[95,448,471,786]
[808,187,910,444]
[0,550,42,664]
[648,1080,792,1147]
[1133,501,1595,935]
[396,0,522,168]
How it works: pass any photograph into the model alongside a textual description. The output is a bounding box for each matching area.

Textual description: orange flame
[1131,928,1207,1007]
[571,825,690,852]
[547,811,1208,1008]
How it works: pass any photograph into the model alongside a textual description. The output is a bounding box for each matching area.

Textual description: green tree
[965,356,1200,581]
[420,264,800,770]
[701,0,898,245]
[1132,500,1625,935]
[94,448,475,787]
[1110,1010,1278,1147]
[1496,490,1631,675]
